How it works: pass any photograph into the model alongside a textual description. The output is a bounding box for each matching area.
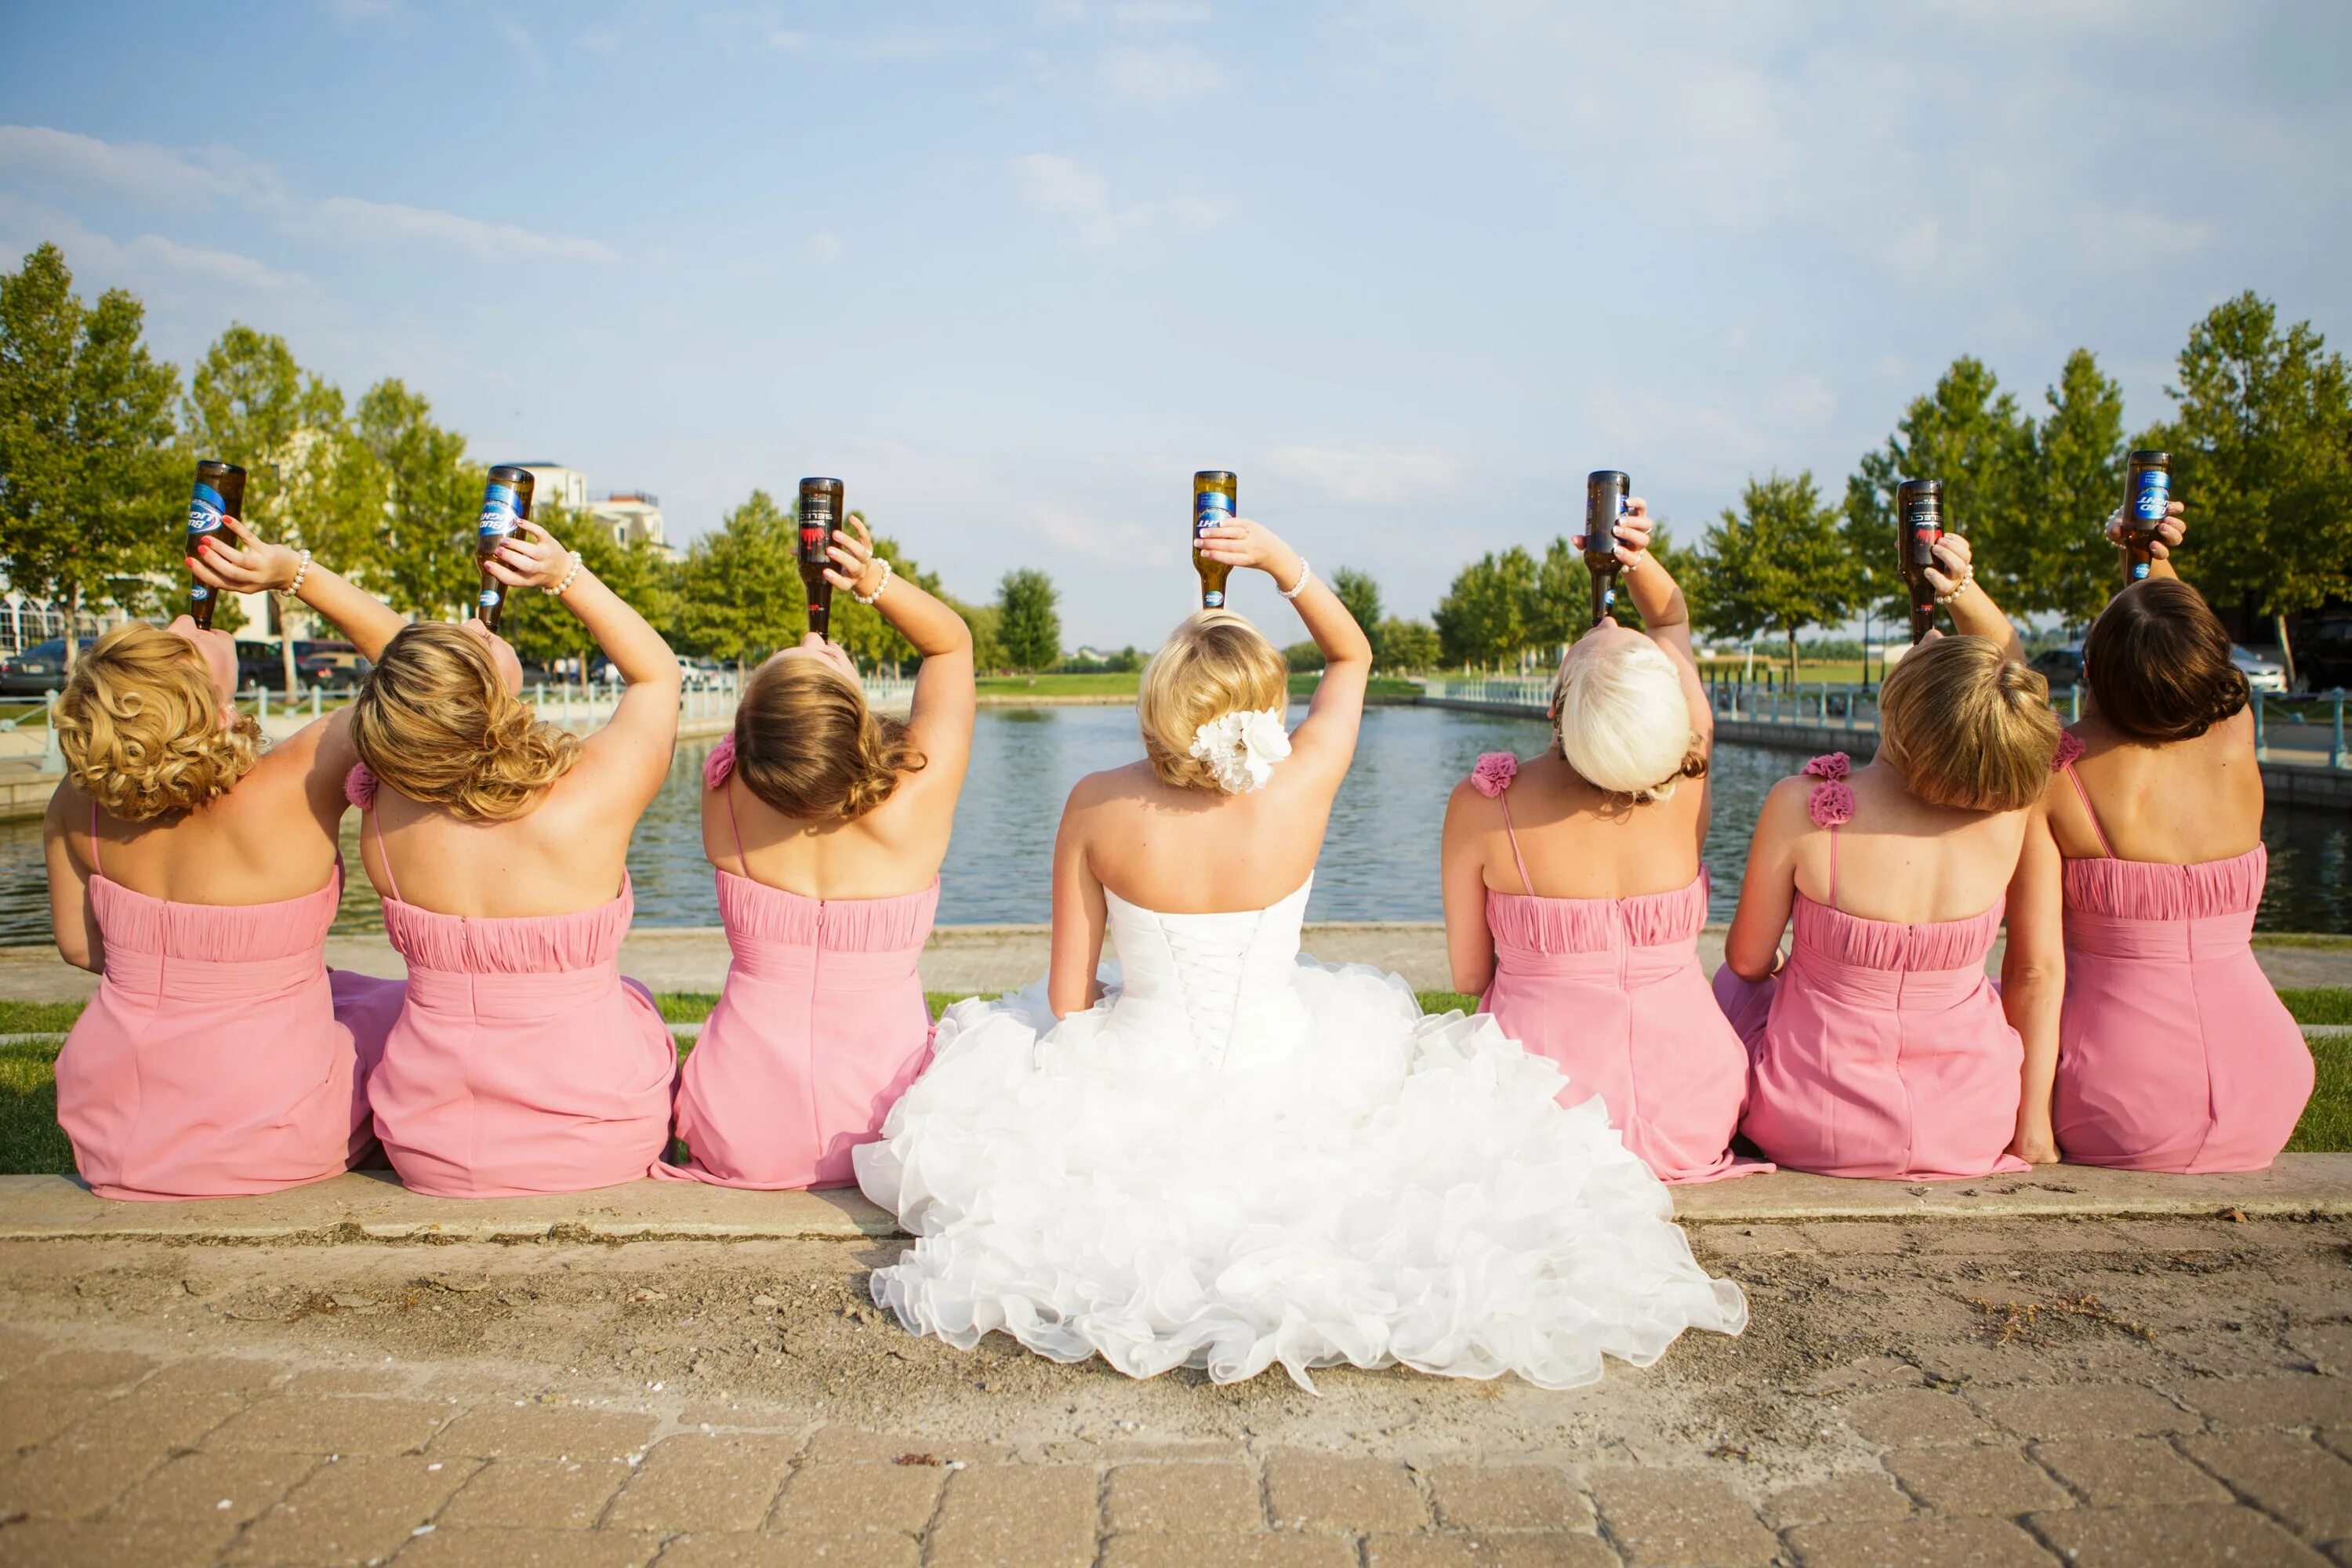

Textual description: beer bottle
[1896,477,1944,644]
[797,477,844,638]
[2122,450,2170,583]
[1193,471,1236,609]
[185,459,246,630]
[1584,470,1630,627]
[475,465,536,633]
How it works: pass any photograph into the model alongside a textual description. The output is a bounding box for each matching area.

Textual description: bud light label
[1203,588,1225,608]
[2132,470,2170,522]
[478,483,521,541]
[1195,490,1232,541]
[479,587,501,608]
[191,584,212,602]
[187,482,226,537]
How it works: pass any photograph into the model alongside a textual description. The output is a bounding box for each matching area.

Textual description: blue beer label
[1195,489,1232,540]
[187,481,225,536]
[479,482,521,540]
[192,583,212,602]
[1203,589,1225,608]
[2132,469,2170,522]
[479,586,501,608]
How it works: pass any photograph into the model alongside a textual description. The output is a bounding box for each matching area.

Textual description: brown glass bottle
[1192,471,1237,609]
[474,465,536,633]
[1896,477,1944,643]
[2122,450,2170,583]
[186,459,246,630]
[1584,470,1629,627]
[798,477,844,638]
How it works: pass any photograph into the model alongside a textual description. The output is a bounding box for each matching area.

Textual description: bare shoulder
[1760,772,1817,829]
[1066,762,1152,815]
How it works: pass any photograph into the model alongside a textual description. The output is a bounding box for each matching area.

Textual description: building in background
[514,463,590,515]
[591,490,669,552]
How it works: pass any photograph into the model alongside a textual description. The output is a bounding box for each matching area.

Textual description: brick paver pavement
[0,1214,2345,1566]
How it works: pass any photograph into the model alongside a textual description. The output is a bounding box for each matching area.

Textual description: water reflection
[2,704,2347,938]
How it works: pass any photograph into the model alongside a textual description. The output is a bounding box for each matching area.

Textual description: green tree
[1378,616,1440,671]
[996,568,1062,673]
[2031,348,2128,629]
[352,379,478,619]
[953,596,1006,673]
[673,489,801,669]
[1700,470,1857,683]
[1432,546,1535,669]
[1330,566,1385,662]
[2149,291,2352,684]
[1525,536,1583,652]
[1846,356,2036,614]
[0,243,181,668]
[828,517,946,670]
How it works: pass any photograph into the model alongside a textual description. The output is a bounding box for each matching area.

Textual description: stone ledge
[2,1156,2346,1246]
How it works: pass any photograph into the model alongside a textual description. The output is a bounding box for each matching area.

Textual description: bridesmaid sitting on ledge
[45,520,406,1200]
[351,519,680,1198]
[2042,506,2310,1171]
[1440,494,1762,1183]
[1718,532,2063,1181]
[657,516,974,1189]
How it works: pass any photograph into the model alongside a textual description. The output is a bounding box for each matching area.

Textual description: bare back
[703,749,966,900]
[2045,710,2262,865]
[1069,753,1335,914]
[1457,750,1708,900]
[1786,762,2029,924]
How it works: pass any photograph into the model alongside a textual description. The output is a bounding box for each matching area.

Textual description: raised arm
[1046,782,1110,1019]
[191,514,405,661]
[826,516,975,786]
[2002,801,2066,1164]
[1924,532,2024,665]
[1596,497,1711,753]
[488,519,681,809]
[2105,500,2187,584]
[1194,517,1371,780]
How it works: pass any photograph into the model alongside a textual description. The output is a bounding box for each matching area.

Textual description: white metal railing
[1420,677,1555,711]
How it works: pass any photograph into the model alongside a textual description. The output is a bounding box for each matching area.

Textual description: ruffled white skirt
[853,960,1747,1391]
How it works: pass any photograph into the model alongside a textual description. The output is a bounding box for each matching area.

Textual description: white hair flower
[1188,706,1292,794]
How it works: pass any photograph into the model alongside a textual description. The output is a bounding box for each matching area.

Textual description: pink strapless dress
[353,770,676,1198]
[56,811,405,1200]
[656,739,939,1189]
[2049,742,2311,1171]
[1467,754,1763,1184]
[1711,753,2031,1181]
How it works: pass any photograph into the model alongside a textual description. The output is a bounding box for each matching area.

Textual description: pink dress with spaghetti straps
[56,800,405,1200]
[350,766,677,1197]
[2049,732,2310,1171]
[1711,753,2031,1181]
[1468,753,1764,1184]
[655,735,938,1189]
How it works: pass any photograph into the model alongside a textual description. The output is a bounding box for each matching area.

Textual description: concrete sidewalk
[5,1158,2346,1246]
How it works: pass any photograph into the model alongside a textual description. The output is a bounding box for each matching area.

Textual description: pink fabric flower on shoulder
[2053,729,2085,771]
[1801,752,1853,827]
[343,763,378,811]
[1470,751,1519,797]
[704,732,737,790]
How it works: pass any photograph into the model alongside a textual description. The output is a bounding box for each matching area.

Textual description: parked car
[2029,645,2085,691]
[2231,646,2288,693]
[0,637,99,695]
[234,639,285,689]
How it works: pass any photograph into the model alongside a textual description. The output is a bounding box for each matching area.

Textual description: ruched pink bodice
[357,771,677,1199]
[1713,753,2030,1181]
[59,862,404,1200]
[659,872,938,1189]
[1483,866,1762,1185]
[2052,766,2310,1170]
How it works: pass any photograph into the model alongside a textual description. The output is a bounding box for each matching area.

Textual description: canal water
[3,703,2347,941]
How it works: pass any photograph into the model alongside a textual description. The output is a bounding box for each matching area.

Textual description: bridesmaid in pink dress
[45,521,407,1199]
[2038,506,2310,1171]
[351,520,679,1197]
[1441,497,1761,1182]
[659,517,973,1188]
[1716,532,2065,1179]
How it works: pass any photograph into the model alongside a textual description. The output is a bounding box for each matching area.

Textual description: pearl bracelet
[285,549,313,597]
[1280,559,1312,600]
[546,551,584,597]
[1934,568,1975,607]
[854,557,893,605]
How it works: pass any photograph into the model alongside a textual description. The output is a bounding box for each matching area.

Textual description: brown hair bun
[2082,578,2251,742]
[732,656,924,821]
[351,622,579,822]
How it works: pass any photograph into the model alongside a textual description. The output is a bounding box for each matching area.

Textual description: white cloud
[1261,445,1461,506]
[1096,42,1226,106]
[1112,2,1212,29]
[1011,154,1230,244]
[303,196,616,262]
[0,194,309,296]
[800,229,844,263]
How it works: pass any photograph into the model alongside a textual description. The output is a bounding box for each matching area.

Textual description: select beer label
[478,482,521,541]
[188,482,227,538]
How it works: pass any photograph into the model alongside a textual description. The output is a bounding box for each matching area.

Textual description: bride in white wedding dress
[855,517,1746,1391]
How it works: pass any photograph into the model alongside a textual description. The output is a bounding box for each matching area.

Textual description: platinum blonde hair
[1551,633,1703,804]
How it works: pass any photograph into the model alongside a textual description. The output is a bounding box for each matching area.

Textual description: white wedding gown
[853,878,1747,1391]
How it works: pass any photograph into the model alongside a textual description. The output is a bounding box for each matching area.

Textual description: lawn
[4,989,2347,1176]
[975,672,1140,699]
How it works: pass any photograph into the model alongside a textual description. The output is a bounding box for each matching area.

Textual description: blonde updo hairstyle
[1138,611,1288,790]
[731,656,924,821]
[1878,634,2060,812]
[56,623,261,822]
[351,622,580,823]
[1551,633,1706,806]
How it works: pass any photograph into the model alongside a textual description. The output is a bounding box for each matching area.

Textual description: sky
[2,0,2348,648]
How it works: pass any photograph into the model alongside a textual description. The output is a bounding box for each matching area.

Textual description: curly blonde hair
[732,656,924,821]
[1138,612,1289,790]
[56,624,261,822]
[351,622,579,822]
[1879,635,2060,812]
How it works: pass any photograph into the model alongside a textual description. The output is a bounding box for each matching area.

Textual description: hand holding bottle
[1577,496,1655,568]
[187,514,303,594]
[2103,500,2187,562]
[482,519,577,592]
[1192,517,1306,593]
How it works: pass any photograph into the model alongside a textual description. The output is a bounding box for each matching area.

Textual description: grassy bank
[5,989,2347,1176]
